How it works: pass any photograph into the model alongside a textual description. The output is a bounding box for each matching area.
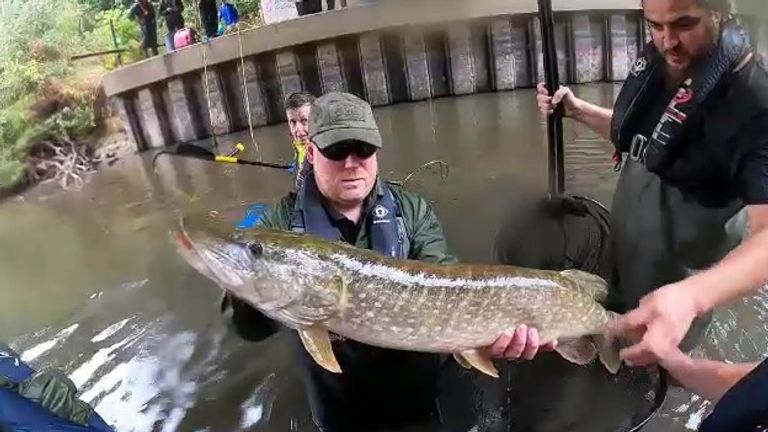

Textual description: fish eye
[247,242,263,257]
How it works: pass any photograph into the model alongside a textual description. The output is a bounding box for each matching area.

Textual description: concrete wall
[104,0,768,151]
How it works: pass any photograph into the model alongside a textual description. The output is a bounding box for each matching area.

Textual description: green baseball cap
[308,92,382,150]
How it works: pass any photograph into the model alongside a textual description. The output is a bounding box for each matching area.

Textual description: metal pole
[538,0,565,196]
[109,19,123,66]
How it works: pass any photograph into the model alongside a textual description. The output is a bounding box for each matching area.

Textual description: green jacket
[223,180,457,341]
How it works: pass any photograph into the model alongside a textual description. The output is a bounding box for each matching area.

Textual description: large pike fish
[173,215,622,378]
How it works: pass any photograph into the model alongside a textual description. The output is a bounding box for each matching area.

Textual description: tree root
[26,137,96,192]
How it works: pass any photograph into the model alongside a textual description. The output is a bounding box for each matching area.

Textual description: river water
[1,85,766,432]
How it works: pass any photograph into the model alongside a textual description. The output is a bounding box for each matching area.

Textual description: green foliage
[229,0,261,20]
[40,94,98,141]
[0,99,33,187]
[84,8,143,69]
[0,0,107,189]
[0,0,83,105]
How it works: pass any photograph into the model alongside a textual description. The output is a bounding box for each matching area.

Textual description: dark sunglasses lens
[321,145,349,161]
[322,143,377,161]
[355,144,377,159]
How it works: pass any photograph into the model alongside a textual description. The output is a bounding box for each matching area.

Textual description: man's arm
[613,122,768,366]
[536,83,614,139]
[407,196,458,265]
[659,348,760,402]
[687,205,768,311]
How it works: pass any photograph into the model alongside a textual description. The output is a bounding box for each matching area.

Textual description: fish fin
[593,333,622,374]
[554,337,597,365]
[560,269,609,302]
[453,353,473,370]
[335,274,349,311]
[460,349,499,378]
[298,327,342,374]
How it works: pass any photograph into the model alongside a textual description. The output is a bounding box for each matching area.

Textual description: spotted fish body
[174,215,622,378]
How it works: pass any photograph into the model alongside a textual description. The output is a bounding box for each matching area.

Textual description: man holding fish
[188,91,563,432]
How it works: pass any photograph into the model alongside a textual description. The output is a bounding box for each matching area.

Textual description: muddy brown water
[1,86,766,432]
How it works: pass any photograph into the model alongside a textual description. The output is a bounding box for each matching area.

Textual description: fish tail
[593,311,623,374]
[593,333,621,374]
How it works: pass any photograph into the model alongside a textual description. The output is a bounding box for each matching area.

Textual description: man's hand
[489,325,557,360]
[536,83,579,117]
[609,282,701,367]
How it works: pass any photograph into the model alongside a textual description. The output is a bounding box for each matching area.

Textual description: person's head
[642,0,730,74]
[285,92,316,145]
[307,92,381,209]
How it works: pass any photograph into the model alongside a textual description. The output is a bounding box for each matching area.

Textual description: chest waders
[608,20,753,349]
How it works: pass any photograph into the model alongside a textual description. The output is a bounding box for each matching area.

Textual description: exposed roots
[26,137,96,191]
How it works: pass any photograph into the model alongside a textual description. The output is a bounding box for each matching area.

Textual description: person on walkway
[128,0,158,57]
[198,0,219,39]
[159,0,185,36]
[218,0,239,30]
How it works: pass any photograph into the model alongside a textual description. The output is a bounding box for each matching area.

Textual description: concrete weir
[104,0,768,151]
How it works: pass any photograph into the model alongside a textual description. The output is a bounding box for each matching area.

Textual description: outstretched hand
[609,282,700,367]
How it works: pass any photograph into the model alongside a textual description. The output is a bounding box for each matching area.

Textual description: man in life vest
[284,92,316,191]
[220,92,536,432]
[530,2,768,428]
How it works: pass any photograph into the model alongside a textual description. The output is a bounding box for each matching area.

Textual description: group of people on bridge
[127,0,240,58]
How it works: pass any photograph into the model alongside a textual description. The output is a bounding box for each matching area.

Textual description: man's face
[307,140,379,208]
[286,105,311,145]
[643,0,721,74]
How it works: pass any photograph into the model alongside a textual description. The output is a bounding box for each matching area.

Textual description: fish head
[173,214,344,323]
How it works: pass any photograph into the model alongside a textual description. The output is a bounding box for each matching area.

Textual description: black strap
[291,175,406,258]
[611,20,752,173]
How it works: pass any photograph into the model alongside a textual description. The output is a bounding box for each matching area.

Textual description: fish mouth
[173,219,248,289]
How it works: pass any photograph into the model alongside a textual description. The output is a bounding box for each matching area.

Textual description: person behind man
[128,0,158,58]
[220,92,531,431]
[218,0,239,31]
[159,0,185,38]
[284,92,315,191]
[198,0,219,39]
[528,0,768,381]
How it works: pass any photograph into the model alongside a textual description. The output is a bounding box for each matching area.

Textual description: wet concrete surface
[1,85,766,431]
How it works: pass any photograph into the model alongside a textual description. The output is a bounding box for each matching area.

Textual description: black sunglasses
[319,141,378,161]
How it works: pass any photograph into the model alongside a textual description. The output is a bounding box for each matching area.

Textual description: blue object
[218,3,239,27]
[0,345,113,432]
[0,389,113,432]
[286,161,298,175]
[699,358,768,432]
[236,203,269,229]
